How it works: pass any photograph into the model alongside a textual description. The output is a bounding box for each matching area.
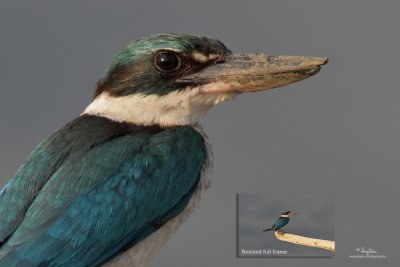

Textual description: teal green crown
[95,34,230,97]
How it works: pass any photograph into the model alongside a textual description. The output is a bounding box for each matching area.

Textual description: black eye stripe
[153,50,226,79]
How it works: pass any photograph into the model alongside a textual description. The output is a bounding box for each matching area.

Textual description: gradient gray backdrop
[0,1,398,267]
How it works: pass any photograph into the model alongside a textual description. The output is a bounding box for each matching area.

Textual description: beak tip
[312,57,328,66]
[321,57,329,65]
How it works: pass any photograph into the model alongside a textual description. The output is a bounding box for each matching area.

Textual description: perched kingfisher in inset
[0,34,327,266]
[263,211,298,232]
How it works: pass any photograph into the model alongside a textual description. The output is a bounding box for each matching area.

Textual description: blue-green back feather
[0,115,206,266]
[271,217,289,230]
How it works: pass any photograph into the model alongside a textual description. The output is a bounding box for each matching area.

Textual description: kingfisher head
[280,211,297,217]
[84,34,327,126]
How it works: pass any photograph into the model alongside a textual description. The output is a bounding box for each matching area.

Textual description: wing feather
[0,117,206,267]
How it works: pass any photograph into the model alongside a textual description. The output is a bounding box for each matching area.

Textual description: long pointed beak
[290,211,298,215]
[178,53,328,93]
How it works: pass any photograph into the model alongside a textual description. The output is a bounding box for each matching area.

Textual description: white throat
[83,86,237,126]
[280,214,289,218]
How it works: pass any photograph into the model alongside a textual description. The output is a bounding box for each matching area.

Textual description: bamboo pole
[274,231,335,251]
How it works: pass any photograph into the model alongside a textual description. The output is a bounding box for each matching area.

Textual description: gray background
[238,193,334,257]
[0,1,398,266]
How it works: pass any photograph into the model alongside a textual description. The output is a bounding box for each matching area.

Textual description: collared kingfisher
[0,34,327,266]
[263,211,298,232]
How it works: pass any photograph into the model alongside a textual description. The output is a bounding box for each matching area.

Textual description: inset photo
[237,192,334,258]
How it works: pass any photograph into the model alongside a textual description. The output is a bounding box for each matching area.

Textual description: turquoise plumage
[0,115,206,266]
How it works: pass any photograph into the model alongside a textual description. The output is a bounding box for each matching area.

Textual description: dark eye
[154,51,181,72]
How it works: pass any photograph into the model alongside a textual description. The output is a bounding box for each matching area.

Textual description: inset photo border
[237,192,334,258]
